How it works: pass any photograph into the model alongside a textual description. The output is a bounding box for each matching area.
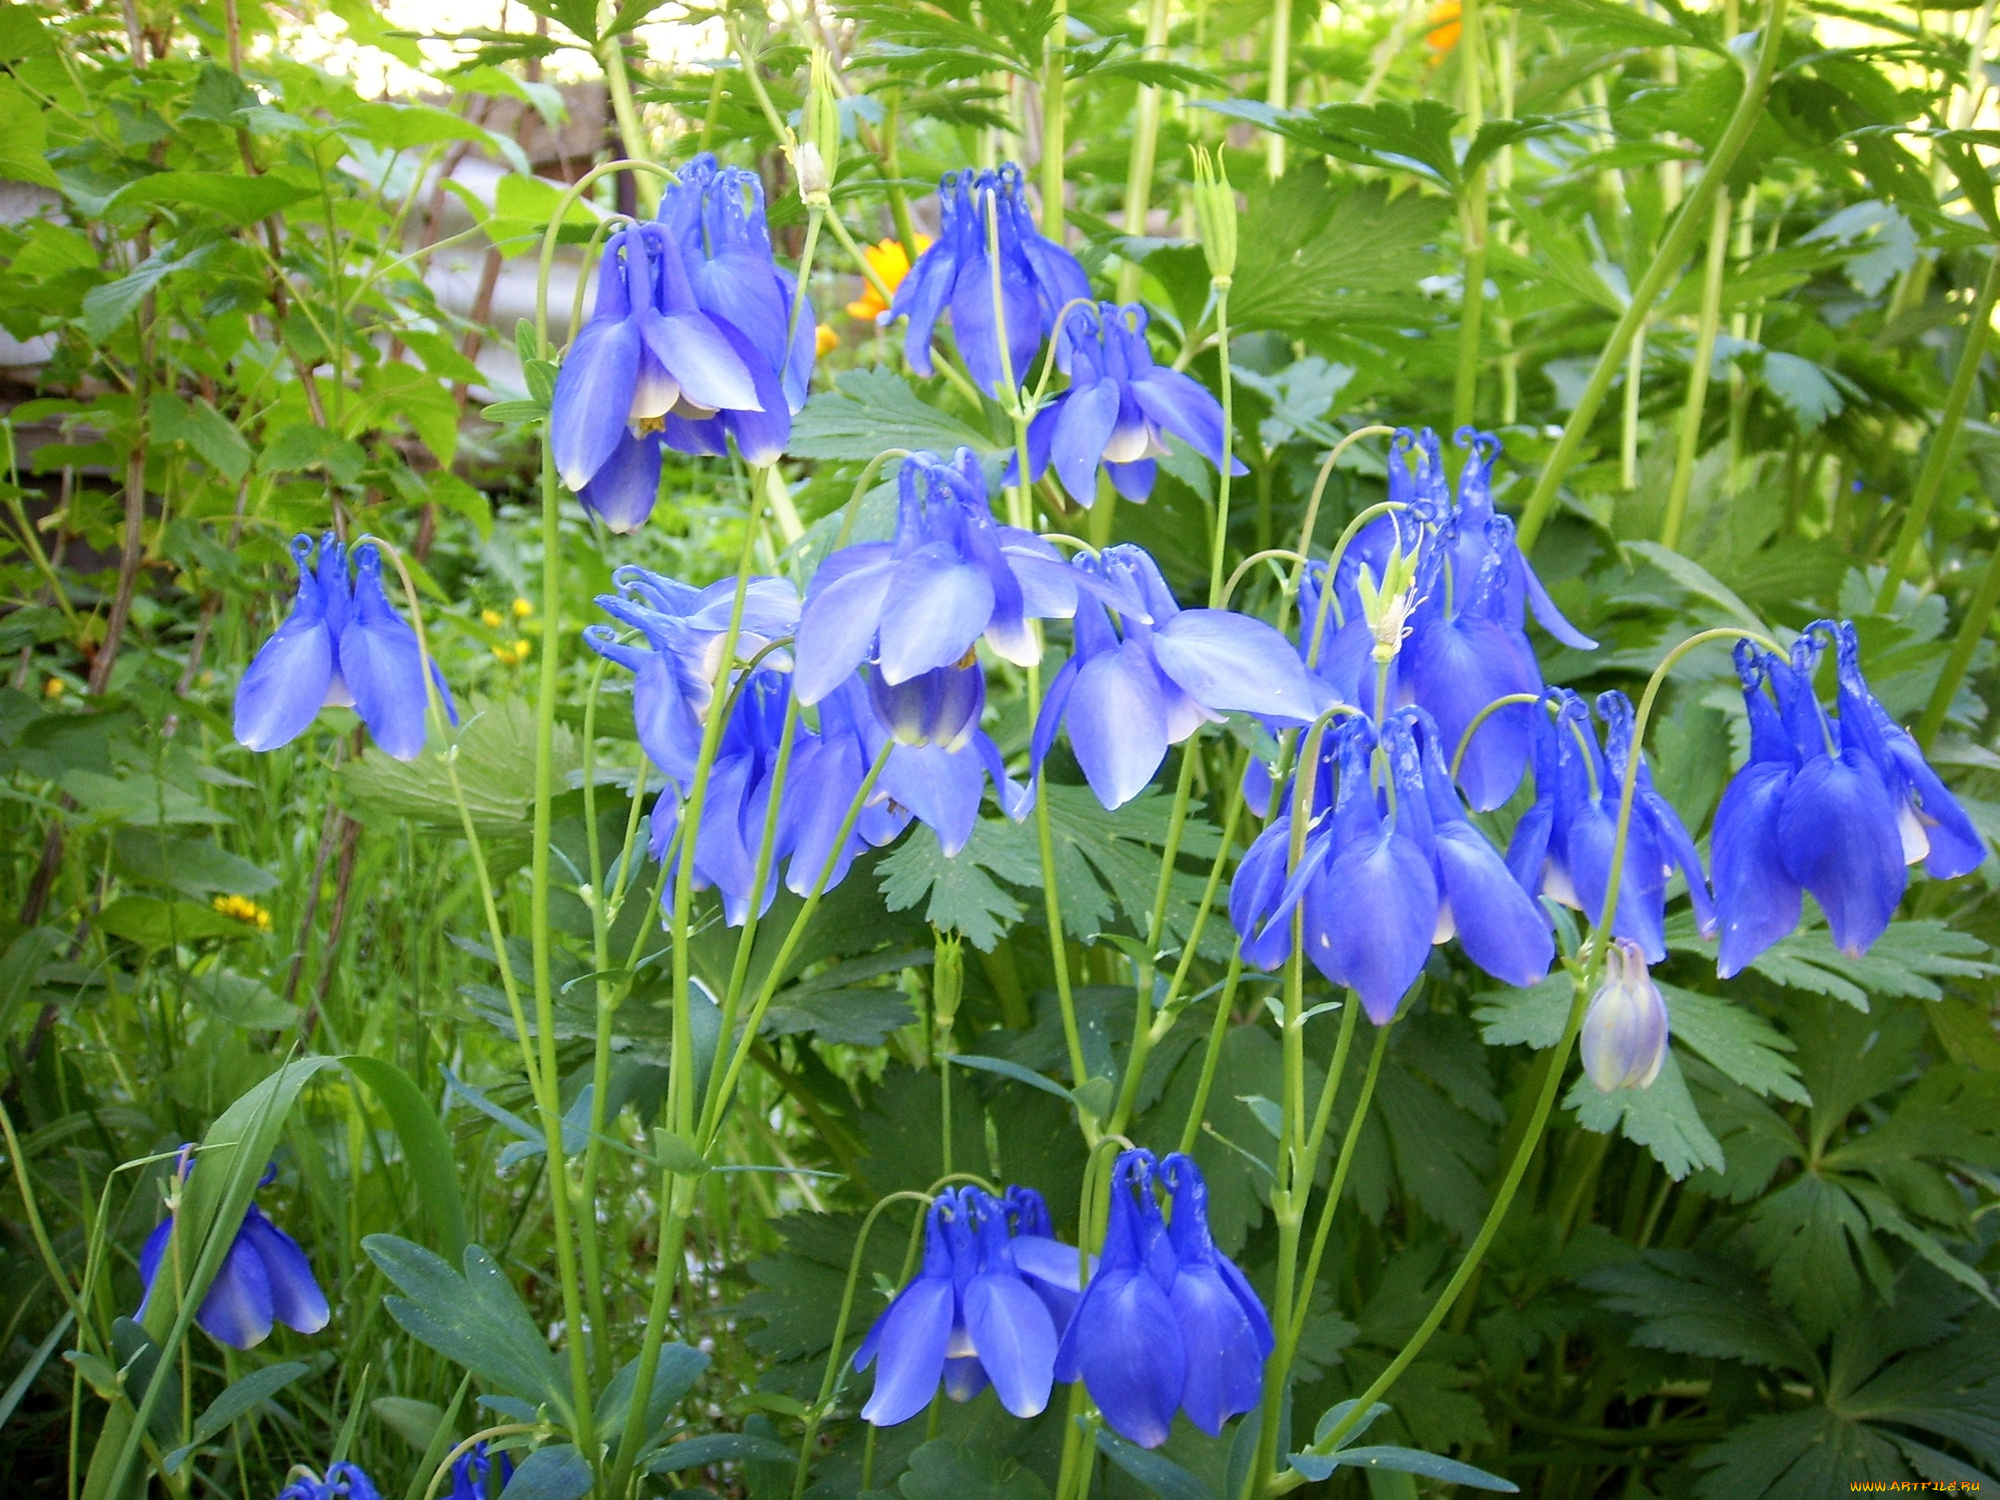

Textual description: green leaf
[1657,985,1808,1103]
[897,1439,1051,1500]
[765,987,917,1047]
[80,244,218,341]
[0,78,58,189]
[362,1236,570,1417]
[945,1052,1075,1103]
[498,1444,592,1500]
[0,925,64,1040]
[257,423,367,484]
[149,394,252,482]
[345,1057,469,1264]
[1289,1445,1518,1490]
[1581,1250,1818,1372]
[788,368,1000,461]
[162,1361,309,1474]
[371,1395,446,1453]
[111,828,275,897]
[341,697,581,837]
[191,970,297,1029]
[1566,1048,1726,1180]
[1738,920,1995,1009]
[1095,1425,1217,1500]
[593,1344,710,1444]
[108,171,312,226]
[1226,167,1448,333]
[109,1319,179,1444]
[96,896,260,948]
[481,400,547,424]
[877,818,1039,950]
[1694,1407,1908,1499]
[1474,976,1573,1049]
[1513,0,1708,49]
[646,1432,796,1473]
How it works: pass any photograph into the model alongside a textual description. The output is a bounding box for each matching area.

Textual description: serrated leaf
[788,368,999,461]
[877,818,1038,950]
[1658,985,1809,1103]
[1567,1048,1726,1181]
[1581,1250,1818,1372]
[1094,1425,1217,1500]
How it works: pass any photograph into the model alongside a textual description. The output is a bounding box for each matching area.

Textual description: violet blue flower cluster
[1232,708,1552,1021]
[550,152,812,531]
[276,1465,379,1500]
[235,534,456,763]
[855,1159,1265,1451]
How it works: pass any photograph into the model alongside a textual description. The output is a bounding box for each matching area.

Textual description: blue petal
[198,1228,276,1349]
[1306,831,1436,1024]
[1153,610,1327,724]
[1009,1235,1095,1292]
[339,548,434,762]
[1067,1268,1185,1449]
[238,1205,330,1335]
[1434,823,1554,988]
[235,539,336,753]
[1050,379,1120,504]
[964,1272,1057,1417]
[1403,613,1537,812]
[1882,732,1987,879]
[1129,367,1229,468]
[1107,459,1157,501]
[1519,560,1597,650]
[857,1277,955,1426]
[1066,641,1170,810]
[644,306,763,414]
[950,239,1042,396]
[877,547,997,685]
[943,1354,989,1402]
[890,233,957,378]
[1712,762,1799,978]
[713,319,792,466]
[550,315,641,490]
[1778,752,1905,958]
[1169,1262,1266,1435]
[1030,655,1080,777]
[578,429,663,533]
[880,744,987,857]
[793,553,896,704]
[1230,818,1296,971]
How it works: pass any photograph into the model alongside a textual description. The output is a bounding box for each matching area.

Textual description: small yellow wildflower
[1425,0,1462,61]
[847,235,932,322]
[512,597,533,618]
[42,677,63,699]
[481,608,504,629]
[815,322,841,357]
[213,894,273,933]
[512,638,532,663]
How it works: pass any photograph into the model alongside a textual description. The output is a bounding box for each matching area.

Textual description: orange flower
[847,235,933,322]
[1426,0,1462,59]
[815,322,841,356]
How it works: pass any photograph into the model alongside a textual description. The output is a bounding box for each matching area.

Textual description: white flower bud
[794,141,831,204]
[1581,938,1669,1092]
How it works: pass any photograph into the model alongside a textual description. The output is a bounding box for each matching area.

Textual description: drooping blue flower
[1233,712,1550,1016]
[1505,690,1703,964]
[654,152,816,465]
[586,568,801,788]
[548,222,763,505]
[845,666,1033,862]
[855,1185,1060,1425]
[139,1155,330,1351]
[277,1464,381,1500]
[1032,544,1327,809]
[792,448,1083,704]
[1580,938,1669,1092]
[1002,1184,1091,1331]
[577,428,664,533]
[1155,1153,1271,1437]
[1710,622,1984,974]
[1053,1150,1272,1447]
[235,534,456,763]
[1012,303,1244,505]
[448,1440,514,1500]
[886,163,1091,396]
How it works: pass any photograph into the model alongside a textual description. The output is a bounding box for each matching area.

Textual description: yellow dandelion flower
[1426,0,1462,61]
[815,322,841,357]
[481,608,504,629]
[512,598,533,618]
[512,638,533,662]
[42,677,64,699]
[847,235,932,322]
[213,894,273,933]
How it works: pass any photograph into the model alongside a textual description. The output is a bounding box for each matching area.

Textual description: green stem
[600,36,653,209]
[1106,750,1200,1134]
[579,659,617,1390]
[1116,0,1174,302]
[1515,0,1791,553]
[1042,0,1067,239]
[1661,190,1733,550]
[1288,1014,1391,1350]
[1265,0,1292,178]
[1875,245,2000,609]
[1915,536,2000,747]
[1452,0,1488,428]
[1210,285,1235,606]
[1175,954,1244,1157]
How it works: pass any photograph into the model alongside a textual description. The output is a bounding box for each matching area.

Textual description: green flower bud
[1190,146,1238,286]
[800,48,840,206]
[932,930,963,1031]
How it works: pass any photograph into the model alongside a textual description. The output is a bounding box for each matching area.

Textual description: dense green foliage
[0,0,1998,1497]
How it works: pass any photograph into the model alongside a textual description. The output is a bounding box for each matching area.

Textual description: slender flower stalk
[1660,190,1733,550]
[1452,0,1488,427]
[1516,0,1791,552]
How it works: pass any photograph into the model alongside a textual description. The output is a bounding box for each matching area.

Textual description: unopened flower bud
[1581,938,1669,1092]
[1189,147,1237,286]
[798,48,840,205]
[932,931,963,1031]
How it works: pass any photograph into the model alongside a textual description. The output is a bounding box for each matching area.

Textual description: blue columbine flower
[1711,623,1984,973]
[139,1154,329,1351]
[586,568,801,788]
[886,163,1091,396]
[1033,544,1326,809]
[1001,1184,1092,1330]
[1233,712,1550,1017]
[548,221,764,518]
[1053,1149,1272,1447]
[235,534,456,763]
[448,1440,514,1500]
[1580,938,1669,1092]
[854,1185,1061,1425]
[654,152,816,466]
[1012,302,1243,505]
[278,1464,381,1500]
[792,448,1084,704]
[1504,689,1709,963]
